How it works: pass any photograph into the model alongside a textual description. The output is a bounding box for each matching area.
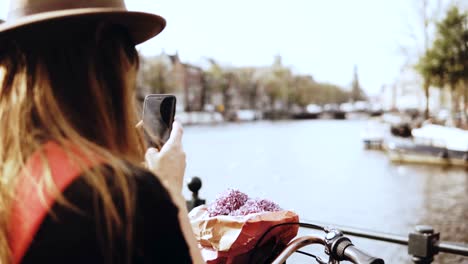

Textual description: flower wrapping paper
[189,205,299,264]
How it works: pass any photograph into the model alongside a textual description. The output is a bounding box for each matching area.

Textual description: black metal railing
[299,220,468,263]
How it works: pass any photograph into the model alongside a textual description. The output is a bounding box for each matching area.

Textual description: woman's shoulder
[84,161,174,204]
[22,162,189,263]
[118,161,175,204]
[121,162,163,186]
[44,161,173,216]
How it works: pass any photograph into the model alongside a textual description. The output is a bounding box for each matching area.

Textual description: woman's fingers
[164,120,184,148]
[135,120,143,129]
[144,120,186,191]
[145,147,159,169]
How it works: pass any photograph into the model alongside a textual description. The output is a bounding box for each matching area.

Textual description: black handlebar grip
[344,245,384,264]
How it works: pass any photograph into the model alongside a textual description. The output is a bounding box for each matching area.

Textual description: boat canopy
[412,124,468,151]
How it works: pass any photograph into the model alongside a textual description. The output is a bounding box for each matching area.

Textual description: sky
[1,0,464,95]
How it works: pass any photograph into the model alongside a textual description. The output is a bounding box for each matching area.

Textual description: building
[168,53,205,112]
[378,68,446,113]
[137,52,205,112]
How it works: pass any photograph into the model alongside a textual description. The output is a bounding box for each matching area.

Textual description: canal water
[182,119,468,263]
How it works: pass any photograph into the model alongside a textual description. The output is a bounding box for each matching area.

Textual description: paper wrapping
[189,205,299,264]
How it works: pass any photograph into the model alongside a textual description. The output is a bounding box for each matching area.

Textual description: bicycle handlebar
[271,235,325,264]
[343,245,384,264]
[271,228,385,264]
[329,235,384,264]
[327,229,385,264]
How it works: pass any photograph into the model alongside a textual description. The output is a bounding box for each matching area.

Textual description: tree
[201,54,353,117]
[402,0,445,119]
[137,55,174,96]
[233,68,259,110]
[420,0,435,119]
[417,6,468,125]
[288,75,316,109]
[205,59,234,117]
[199,72,209,111]
[262,55,294,112]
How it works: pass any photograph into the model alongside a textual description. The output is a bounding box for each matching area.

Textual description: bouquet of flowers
[189,189,299,263]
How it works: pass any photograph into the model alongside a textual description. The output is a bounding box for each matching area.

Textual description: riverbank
[176,110,377,126]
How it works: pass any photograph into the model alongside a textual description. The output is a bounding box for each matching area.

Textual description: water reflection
[182,120,467,263]
[420,168,468,263]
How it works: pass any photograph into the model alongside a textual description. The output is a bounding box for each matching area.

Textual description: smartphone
[142,94,176,149]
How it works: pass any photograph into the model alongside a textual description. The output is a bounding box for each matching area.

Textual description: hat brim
[0,8,166,45]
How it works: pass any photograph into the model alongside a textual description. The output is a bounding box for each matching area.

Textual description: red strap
[9,142,103,264]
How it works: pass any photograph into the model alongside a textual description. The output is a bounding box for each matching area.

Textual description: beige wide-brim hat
[0,0,166,45]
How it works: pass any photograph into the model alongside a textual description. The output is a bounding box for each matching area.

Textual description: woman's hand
[145,120,186,192]
[143,120,205,263]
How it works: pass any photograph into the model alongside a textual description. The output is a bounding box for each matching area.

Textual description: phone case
[142,94,176,147]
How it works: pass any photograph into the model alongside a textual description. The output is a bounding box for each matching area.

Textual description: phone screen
[142,94,176,148]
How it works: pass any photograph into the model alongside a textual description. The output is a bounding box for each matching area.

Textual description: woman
[0,0,204,263]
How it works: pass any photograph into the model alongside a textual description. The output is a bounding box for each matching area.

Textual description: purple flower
[207,189,249,217]
[230,198,282,216]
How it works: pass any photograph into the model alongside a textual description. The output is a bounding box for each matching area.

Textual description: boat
[379,112,425,138]
[386,141,468,167]
[291,112,321,119]
[361,120,387,149]
[411,124,468,151]
[292,104,322,119]
[385,124,468,167]
[235,109,262,121]
[176,111,224,125]
[322,104,346,119]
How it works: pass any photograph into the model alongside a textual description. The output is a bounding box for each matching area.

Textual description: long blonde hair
[0,21,146,263]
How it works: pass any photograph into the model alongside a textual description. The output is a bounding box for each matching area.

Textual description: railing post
[409,225,440,264]
[186,176,206,211]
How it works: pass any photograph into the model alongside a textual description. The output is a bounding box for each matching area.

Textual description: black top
[21,164,192,264]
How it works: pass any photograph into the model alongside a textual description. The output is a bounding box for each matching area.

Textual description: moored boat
[386,141,468,167]
[361,120,387,149]
[292,104,322,119]
[385,125,468,167]
[411,124,468,151]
